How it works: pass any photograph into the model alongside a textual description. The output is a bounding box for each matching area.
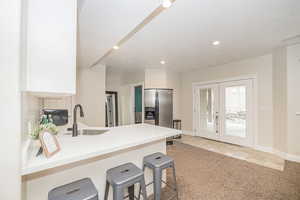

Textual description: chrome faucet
[72,104,84,137]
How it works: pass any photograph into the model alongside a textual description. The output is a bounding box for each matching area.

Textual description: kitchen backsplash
[21,93,75,141]
[21,93,42,142]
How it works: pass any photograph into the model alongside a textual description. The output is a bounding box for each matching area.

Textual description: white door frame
[130,82,145,124]
[219,79,254,147]
[192,75,258,148]
[193,83,219,140]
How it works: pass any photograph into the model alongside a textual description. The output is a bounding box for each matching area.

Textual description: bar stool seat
[143,152,174,169]
[107,163,144,187]
[104,162,147,200]
[139,153,179,200]
[48,178,98,200]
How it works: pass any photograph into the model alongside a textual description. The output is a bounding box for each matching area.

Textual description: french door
[193,79,254,147]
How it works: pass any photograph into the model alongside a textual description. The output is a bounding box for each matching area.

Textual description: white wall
[166,70,181,120]
[106,67,123,92]
[272,47,287,153]
[0,0,22,199]
[76,65,106,126]
[122,69,145,85]
[287,44,300,155]
[119,85,133,125]
[181,55,273,148]
[145,68,167,89]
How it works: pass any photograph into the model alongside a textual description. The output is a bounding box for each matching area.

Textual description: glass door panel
[199,88,214,131]
[224,85,246,138]
[195,84,219,140]
[219,79,253,147]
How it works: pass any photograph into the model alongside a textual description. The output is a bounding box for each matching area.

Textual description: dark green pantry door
[135,86,142,113]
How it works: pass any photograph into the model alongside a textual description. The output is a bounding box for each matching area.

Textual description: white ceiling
[77,0,160,68]
[98,0,300,72]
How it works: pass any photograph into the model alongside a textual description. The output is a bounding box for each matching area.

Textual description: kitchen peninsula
[22,124,181,200]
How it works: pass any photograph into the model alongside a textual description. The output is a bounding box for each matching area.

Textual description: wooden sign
[39,130,61,158]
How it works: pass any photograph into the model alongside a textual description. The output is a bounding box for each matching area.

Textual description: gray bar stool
[48,178,98,200]
[104,162,147,200]
[139,152,179,200]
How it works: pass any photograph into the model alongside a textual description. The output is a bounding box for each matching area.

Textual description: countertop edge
[21,132,178,176]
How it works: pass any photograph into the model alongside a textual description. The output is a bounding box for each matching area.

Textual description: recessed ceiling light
[162,0,172,8]
[113,45,119,50]
[212,41,220,46]
[160,60,166,65]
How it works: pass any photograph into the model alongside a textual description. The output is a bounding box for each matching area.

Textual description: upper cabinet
[21,0,77,96]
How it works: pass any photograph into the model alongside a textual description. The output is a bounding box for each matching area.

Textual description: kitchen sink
[81,129,109,135]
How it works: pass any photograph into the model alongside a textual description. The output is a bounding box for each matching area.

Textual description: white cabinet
[22,0,77,96]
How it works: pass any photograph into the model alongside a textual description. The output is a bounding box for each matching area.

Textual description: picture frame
[39,129,61,158]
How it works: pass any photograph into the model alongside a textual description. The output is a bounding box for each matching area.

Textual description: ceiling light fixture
[160,60,166,65]
[162,0,172,8]
[212,41,220,46]
[113,45,119,50]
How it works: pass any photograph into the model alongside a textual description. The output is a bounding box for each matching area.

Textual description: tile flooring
[175,135,285,171]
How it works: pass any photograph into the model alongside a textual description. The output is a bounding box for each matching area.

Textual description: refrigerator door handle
[155,90,159,125]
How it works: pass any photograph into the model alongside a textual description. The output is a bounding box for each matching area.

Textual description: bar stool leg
[113,186,124,200]
[140,177,148,200]
[138,185,141,200]
[138,187,141,200]
[128,185,135,200]
[104,181,110,200]
[154,168,162,200]
[171,164,179,200]
[138,165,146,200]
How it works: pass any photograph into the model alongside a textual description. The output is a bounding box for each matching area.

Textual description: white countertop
[22,124,181,175]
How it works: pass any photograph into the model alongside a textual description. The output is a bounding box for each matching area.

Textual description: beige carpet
[158,142,300,200]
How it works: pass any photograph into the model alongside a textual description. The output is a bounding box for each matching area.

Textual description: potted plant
[29,115,59,155]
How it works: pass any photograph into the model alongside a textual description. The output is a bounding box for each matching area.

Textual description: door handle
[215,112,219,134]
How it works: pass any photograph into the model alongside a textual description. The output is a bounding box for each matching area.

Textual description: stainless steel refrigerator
[144,88,173,128]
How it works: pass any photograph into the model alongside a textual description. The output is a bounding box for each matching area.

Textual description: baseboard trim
[272,149,287,159]
[254,145,274,154]
[254,145,300,163]
[284,153,300,163]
